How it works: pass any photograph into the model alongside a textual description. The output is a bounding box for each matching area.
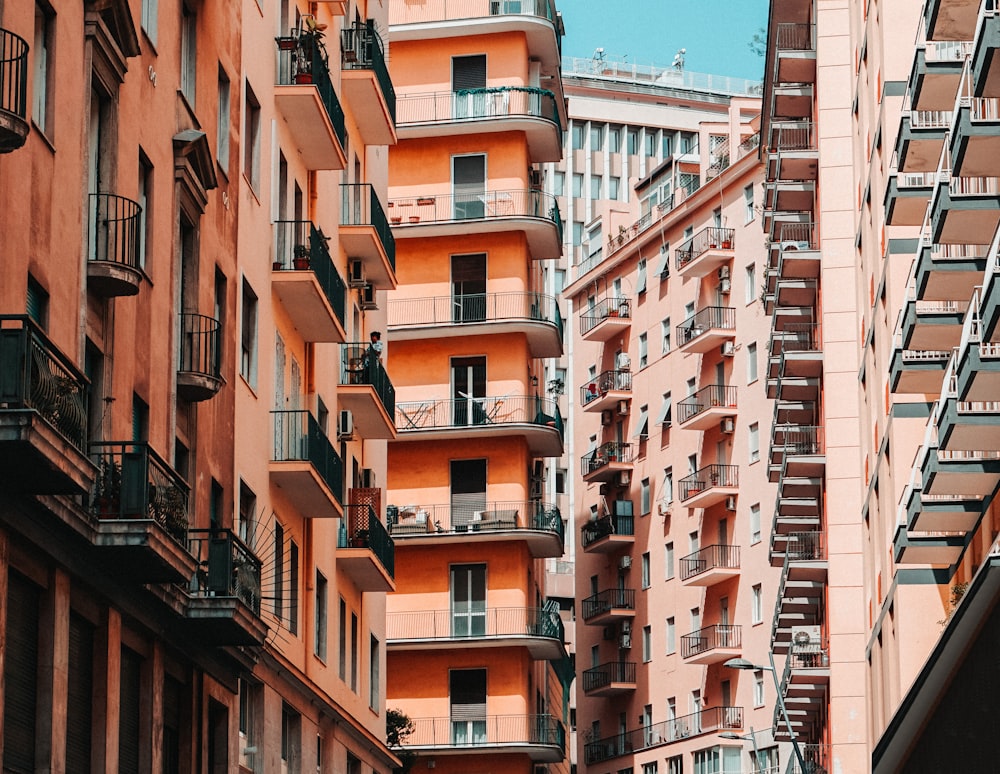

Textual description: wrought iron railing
[271,409,343,505]
[341,502,394,578]
[675,227,734,269]
[582,661,636,693]
[771,323,821,355]
[0,28,29,135]
[88,442,190,542]
[339,342,395,418]
[581,369,632,405]
[396,86,559,131]
[0,316,88,452]
[178,313,221,384]
[581,441,635,477]
[678,464,739,501]
[676,306,736,345]
[580,297,631,335]
[770,220,817,251]
[396,714,565,752]
[388,189,561,237]
[386,605,563,641]
[187,528,262,615]
[340,21,396,123]
[395,394,562,438]
[386,500,562,542]
[679,544,740,581]
[676,384,737,424]
[581,506,635,548]
[274,36,347,149]
[583,707,743,763]
[389,0,560,26]
[388,291,561,339]
[272,220,347,329]
[772,424,824,457]
[784,744,830,774]
[340,183,395,272]
[87,193,142,269]
[681,624,741,658]
[581,588,636,620]
[786,530,826,562]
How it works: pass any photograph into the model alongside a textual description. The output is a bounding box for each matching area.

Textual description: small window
[217,69,231,172]
[609,176,620,200]
[642,624,652,662]
[240,279,258,385]
[657,393,672,427]
[571,123,584,150]
[26,275,49,328]
[745,263,756,305]
[590,175,602,199]
[590,123,604,150]
[639,333,648,368]
[553,171,565,196]
[750,503,761,544]
[641,552,651,588]
[572,173,583,197]
[637,258,647,294]
[747,342,758,383]
[608,125,622,152]
[180,5,197,105]
[664,542,674,580]
[744,184,755,222]
[141,0,158,45]
[752,584,763,624]
[244,81,261,192]
[661,319,671,353]
[640,478,651,516]
[749,422,760,463]
[665,617,675,653]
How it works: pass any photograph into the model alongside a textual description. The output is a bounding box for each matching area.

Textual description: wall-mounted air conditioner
[725,495,737,511]
[360,283,378,310]
[718,266,730,280]
[617,471,631,487]
[619,633,632,649]
[618,555,632,571]
[617,400,629,416]
[720,277,731,294]
[348,258,367,288]
[791,625,822,650]
[721,341,735,357]
[601,410,614,426]
[721,417,735,434]
[338,409,354,440]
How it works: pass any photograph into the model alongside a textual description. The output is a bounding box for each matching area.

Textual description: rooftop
[561,55,763,97]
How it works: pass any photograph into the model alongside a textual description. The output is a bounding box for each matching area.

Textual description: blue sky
[557,0,770,81]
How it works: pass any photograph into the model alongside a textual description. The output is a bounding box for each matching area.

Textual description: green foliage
[386,708,416,774]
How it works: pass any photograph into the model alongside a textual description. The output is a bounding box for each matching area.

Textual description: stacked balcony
[581,661,636,696]
[581,499,634,554]
[581,588,636,626]
[269,408,344,517]
[769,424,824,483]
[339,496,395,592]
[338,342,396,439]
[340,183,396,289]
[679,544,741,587]
[677,464,738,509]
[581,441,634,484]
[390,713,565,762]
[86,193,143,297]
[676,384,738,432]
[769,21,815,124]
[771,532,826,655]
[177,313,223,402]
[583,707,744,763]
[580,297,631,342]
[674,227,735,278]
[681,624,741,665]
[0,29,29,152]
[581,369,632,414]
[339,21,396,145]
[675,306,736,355]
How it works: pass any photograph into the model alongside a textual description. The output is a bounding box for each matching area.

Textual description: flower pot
[273,261,283,270]
[416,197,434,206]
[408,216,420,223]
[390,216,402,224]
[295,72,313,84]
[721,240,732,249]
[293,257,310,270]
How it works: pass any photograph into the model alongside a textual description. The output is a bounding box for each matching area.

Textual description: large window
[450,669,487,745]
[453,154,486,219]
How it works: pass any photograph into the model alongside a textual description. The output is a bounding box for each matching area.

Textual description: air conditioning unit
[620,620,632,634]
[725,495,737,511]
[720,277,731,294]
[617,471,631,487]
[791,625,822,650]
[338,409,355,440]
[718,266,731,280]
[721,341,736,357]
[781,240,811,252]
[658,500,672,517]
[601,409,614,426]
[599,483,611,496]
[721,417,735,434]
[619,633,632,649]
[618,555,632,571]
[529,169,543,191]
[360,283,378,310]
[617,400,629,416]
[348,258,367,288]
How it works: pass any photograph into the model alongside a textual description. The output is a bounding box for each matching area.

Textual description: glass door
[451,563,486,636]
[450,669,487,746]
[452,357,486,425]
[452,254,487,323]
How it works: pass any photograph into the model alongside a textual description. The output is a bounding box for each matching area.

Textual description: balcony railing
[341,502,394,577]
[273,220,347,328]
[773,424,824,455]
[581,369,632,405]
[771,220,817,251]
[678,464,738,501]
[395,395,562,436]
[389,0,560,26]
[582,661,636,692]
[775,22,814,51]
[178,312,221,385]
[785,744,830,774]
[770,121,816,152]
[0,315,88,452]
[676,306,736,345]
[340,22,396,123]
[340,183,395,272]
[275,36,346,149]
[396,86,559,130]
[0,28,29,152]
[786,530,826,562]
[773,322,821,353]
[581,506,635,548]
[88,442,189,542]
[388,291,562,337]
[396,714,564,752]
[676,384,737,424]
[339,342,396,417]
[386,605,563,641]
[187,528,262,615]
[272,409,343,505]
[388,189,561,233]
[675,227,734,269]
[681,624,741,659]
[679,544,740,581]
[583,707,744,763]
[580,297,631,336]
[87,193,141,269]
[387,500,563,542]
[581,441,635,477]
[581,588,636,620]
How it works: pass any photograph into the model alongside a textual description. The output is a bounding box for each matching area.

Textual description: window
[609,176,620,200]
[657,243,670,278]
[243,81,261,192]
[712,207,722,228]
[351,612,359,691]
[657,393,672,427]
[590,123,604,150]
[289,540,299,634]
[32,4,53,134]
[680,131,695,153]
[663,468,673,504]
[744,184,755,222]
[590,175,602,199]
[5,573,40,772]
[644,130,656,157]
[339,598,347,680]
[26,274,49,328]
[745,263,756,305]
[641,477,651,515]
[138,154,153,271]
[747,342,758,383]
[238,680,259,772]
[450,669,487,745]
[665,617,676,654]
[571,123,584,149]
[453,155,486,219]
[217,69,230,172]
[749,422,760,463]
[665,542,674,580]
[639,333,648,368]
[752,584,763,624]
[240,279,258,385]
[637,258,647,294]
[641,552,651,588]
[750,503,761,544]
[369,635,380,710]
[281,705,301,770]
[553,171,565,195]
[753,669,765,706]
[662,133,674,157]
[667,755,683,774]
[642,625,652,662]
[180,4,197,105]
[627,127,639,154]
[238,481,256,544]
[274,522,285,625]
[661,319,671,353]
[572,173,584,197]
[141,0,158,44]
[572,221,583,246]
[608,124,622,152]
[643,763,658,774]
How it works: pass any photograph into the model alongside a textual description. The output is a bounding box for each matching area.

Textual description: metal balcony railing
[681,624,741,658]
[773,322,821,353]
[178,313,221,384]
[582,588,636,620]
[187,528,262,615]
[583,707,744,763]
[581,441,635,477]
[581,369,632,405]
[88,442,190,542]
[340,21,396,123]
[387,500,563,543]
[389,0,561,26]
[0,315,88,452]
[388,189,561,236]
[770,121,817,152]
[340,183,395,272]
[273,220,347,329]
[395,395,562,437]
[679,544,740,581]
[786,530,826,562]
[771,220,817,251]
[775,22,814,51]
[341,502,394,577]
[396,714,565,752]
[271,409,344,505]
[87,193,142,269]
[582,661,636,692]
[388,291,562,339]
[785,744,830,774]
[386,605,563,641]
[676,306,736,345]
[396,86,560,131]
[675,227,735,270]
[773,424,824,456]
[274,36,346,149]
[0,28,29,133]
[678,464,738,501]
[580,297,631,335]
[581,507,635,548]
[676,384,737,424]
[339,342,396,418]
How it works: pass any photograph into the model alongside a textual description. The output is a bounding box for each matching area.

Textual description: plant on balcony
[294,16,327,83]
[293,244,310,270]
[151,485,189,541]
[93,458,122,517]
[938,581,969,625]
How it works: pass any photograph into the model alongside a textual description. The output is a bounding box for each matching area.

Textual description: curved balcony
[0,29,29,152]
[88,441,196,583]
[676,384,738,431]
[581,661,636,696]
[676,306,736,354]
[581,369,631,413]
[681,624,741,664]
[388,189,562,260]
[395,86,561,161]
[388,291,563,357]
[580,297,631,342]
[386,605,564,659]
[386,500,563,558]
[338,343,396,439]
[680,544,740,587]
[584,707,744,764]
[678,464,738,508]
[581,588,636,625]
[581,441,634,484]
[338,502,394,591]
[270,409,344,517]
[394,394,563,456]
[272,220,347,342]
[0,316,94,494]
[177,313,222,402]
[395,714,565,762]
[340,184,396,289]
[675,227,735,278]
[339,22,396,145]
[86,193,143,296]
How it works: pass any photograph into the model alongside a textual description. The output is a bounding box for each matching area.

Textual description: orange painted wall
[391,34,531,92]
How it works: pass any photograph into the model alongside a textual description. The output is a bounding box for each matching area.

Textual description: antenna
[672,48,686,72]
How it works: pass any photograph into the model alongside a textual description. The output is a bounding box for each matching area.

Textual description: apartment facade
[382,3,573,774]
[0,0,398,769]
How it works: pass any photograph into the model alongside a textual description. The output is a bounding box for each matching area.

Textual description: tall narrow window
[244,81,261,191]
[450,669,487,745]
[745,263,756,305]
[451,564,487,636]
[369,635,380,710]
[351,612,359,691]
[665,617,675,654]
[750,503,761,544]
[241,279,258,385]
[4,573,40,772]
[180,5,197,105]
[289,540,299,635]
[274,522,285,625]
[119,647,142,773]
[217,69,231,171]
[315,571,328,660]
[453,154,486,219]
[239,680,259,772]
[339,598,347,680]
[747,342,758,383]
[749,423,760,463]
[141,0,158,44]
[238,481,256,545]
[451,359,487,426]
[26,274,49,328]
[452,54,487,118]
[138,153,153,272]
[452,254,487,323]
[32,4,53,134]
[664,542,674,580]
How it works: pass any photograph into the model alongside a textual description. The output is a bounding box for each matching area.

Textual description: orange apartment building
[564,100,792,773]
[0,0,399,769]
[382,2,573,774]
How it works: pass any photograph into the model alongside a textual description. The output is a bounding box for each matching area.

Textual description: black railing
[581,441,635,477]
[88,442,190,542]
[678,464,739,501]
[772,322,821,354]
[786,530,826,562]
[773,424,824,456]
[188,528,262,615]
[396,86,560,131]
[580,297,631,335]
[340,342,396,418]
[388,291,562,340]
[676,227,735,269]
[770,121,816,152]
[681,624,741,658]
[386,605,563,641]
[87,193,142,269]
[581,369,632,405]
[582,661,636,692]
[178,313,221,383]
[581,588,636,620]
[772,220,817,251]
[0,28,29,137]
[340,21,396,123]
[388,189,561,237]
[395,395,562,438]
[340,183,396,272]
[386,500,563,543]
[679,544,740,581]
[272,410,344,505]
[274,36,347,150]
[676,306,736,345]
[273,220,347,329]
[389,0,560,25]
[0,316,88,452]
[581,504,635,548]
[583,707,743,763]
[341,502,394,578]
[396,714,565,752]
[776,22,814,51]
[676,384,737,424]
[785,744,830,774]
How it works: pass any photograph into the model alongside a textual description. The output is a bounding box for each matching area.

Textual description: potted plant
[294,16,327,84]
[93,458,122,517]
[293,244,310,270]
[273,258,284,270]
[416,196,434,206]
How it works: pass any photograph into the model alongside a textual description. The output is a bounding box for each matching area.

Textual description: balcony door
[452,54,486,119]
[452,254,487,323]
[450,563,486,637]
[450,668,487,745]
[453,154,486,220]
[452,357,487,425]
[451,458,487,530]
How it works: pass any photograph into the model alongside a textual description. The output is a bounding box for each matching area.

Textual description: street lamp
[724,655,807,773]
[719,725,764,774]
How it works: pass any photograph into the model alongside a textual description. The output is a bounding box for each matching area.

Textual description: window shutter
[67,614,95,773]
[452,55,486,91]
[119,647,142,774]
[4,573,39,774]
